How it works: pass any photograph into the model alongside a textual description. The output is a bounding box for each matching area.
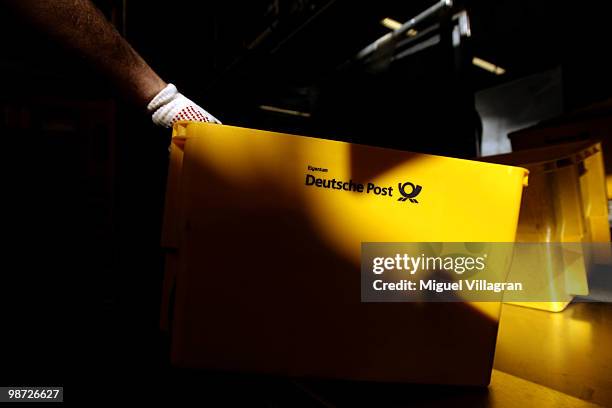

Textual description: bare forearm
[4,0,166,107]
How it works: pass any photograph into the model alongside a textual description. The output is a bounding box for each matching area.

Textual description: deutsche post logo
[398,182,422,203]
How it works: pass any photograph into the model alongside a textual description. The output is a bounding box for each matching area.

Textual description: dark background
[0,0,611,403]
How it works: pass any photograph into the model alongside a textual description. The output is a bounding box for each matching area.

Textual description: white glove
[147,83,221,128]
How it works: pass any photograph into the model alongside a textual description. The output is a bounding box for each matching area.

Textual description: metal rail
[355,0,453,60]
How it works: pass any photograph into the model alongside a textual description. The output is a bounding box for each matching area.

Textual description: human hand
[147,83,221,128]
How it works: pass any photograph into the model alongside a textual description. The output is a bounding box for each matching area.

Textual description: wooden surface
[495,302,612,407]
[239,369,602,407]
[165,302,612,406]
[488,370,601,408]
[164,367,602,407]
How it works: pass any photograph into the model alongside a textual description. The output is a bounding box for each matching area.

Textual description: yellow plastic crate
[482,141,610,312]
[161,122,528,386]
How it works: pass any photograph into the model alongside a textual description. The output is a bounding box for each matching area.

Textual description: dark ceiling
[122,0,611,111]
[1,0,610,124]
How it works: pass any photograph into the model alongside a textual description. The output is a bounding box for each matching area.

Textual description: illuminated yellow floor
[489,370,601,408]
[286,369,600,407]
[495,302,612,407]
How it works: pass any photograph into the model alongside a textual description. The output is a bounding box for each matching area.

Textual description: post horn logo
[398,182,423,203]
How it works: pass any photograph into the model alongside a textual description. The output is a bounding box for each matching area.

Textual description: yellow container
[161,122,528,386]
[482,141,610,312]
